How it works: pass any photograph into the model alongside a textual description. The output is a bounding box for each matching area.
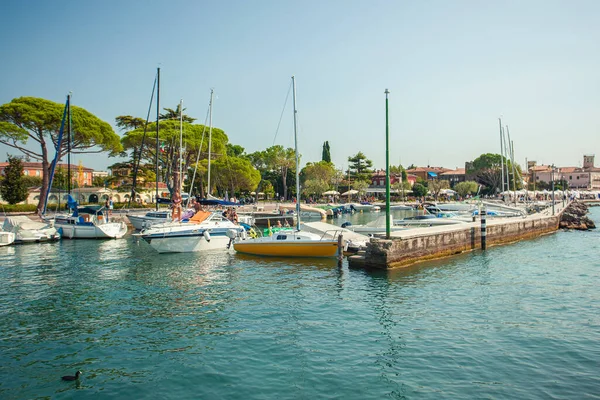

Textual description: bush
[0,204,38,213]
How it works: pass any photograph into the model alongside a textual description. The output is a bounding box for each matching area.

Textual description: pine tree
[0,155,29,204]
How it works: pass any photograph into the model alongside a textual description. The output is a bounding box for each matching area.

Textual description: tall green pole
[385,89,391,239]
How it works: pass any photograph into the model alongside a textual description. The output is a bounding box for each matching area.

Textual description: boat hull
[143,230,236,253]
[0,232,16,246]
[127,214,170,230]
[234,240,339,257]
[57,221,128,239]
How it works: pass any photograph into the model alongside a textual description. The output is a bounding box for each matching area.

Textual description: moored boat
[2,216,60,243]
[0,231,16,246]
[135,210,245,253]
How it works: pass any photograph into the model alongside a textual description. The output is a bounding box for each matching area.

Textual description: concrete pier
[348,202,568,269]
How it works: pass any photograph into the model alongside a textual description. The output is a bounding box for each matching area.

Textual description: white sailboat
[45,95,127,239]
[233,76,343,258]
[0,231,16,246]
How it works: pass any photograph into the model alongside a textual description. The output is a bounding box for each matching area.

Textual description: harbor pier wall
[348,213,561,269]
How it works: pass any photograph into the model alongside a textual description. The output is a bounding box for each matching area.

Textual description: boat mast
[292,76,300,231]
[498,118,504,196]
[67,93,71,195]
[156,67,160,211]
[179,99,183,196]
[385,88,391,239]
[207,89,214,196]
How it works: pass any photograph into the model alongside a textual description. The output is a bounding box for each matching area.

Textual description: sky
[1,0,599,172]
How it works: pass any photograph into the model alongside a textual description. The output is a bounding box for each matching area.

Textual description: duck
[61,371,82,381]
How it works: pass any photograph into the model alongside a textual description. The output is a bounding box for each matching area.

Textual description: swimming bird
[61,371,82,381]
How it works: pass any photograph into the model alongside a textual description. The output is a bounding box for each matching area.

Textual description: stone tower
[583,154,595,169]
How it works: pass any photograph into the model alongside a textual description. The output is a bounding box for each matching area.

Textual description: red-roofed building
[405,166,452,181]
[0,162,94,186]
[440,168,466,187]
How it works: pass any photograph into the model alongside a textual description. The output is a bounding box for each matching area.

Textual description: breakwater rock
[560,201,596,230]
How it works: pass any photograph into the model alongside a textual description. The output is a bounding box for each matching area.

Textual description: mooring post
[480,206,487,250]
[337,234,344,261]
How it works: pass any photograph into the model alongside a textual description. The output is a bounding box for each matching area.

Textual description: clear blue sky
[1,0,599,171]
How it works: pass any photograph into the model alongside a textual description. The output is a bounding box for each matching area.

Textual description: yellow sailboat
[233,76,342,258]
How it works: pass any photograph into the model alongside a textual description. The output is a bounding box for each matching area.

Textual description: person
[193,199,202,213]
[171,191,182,221]
[276,220,282,228]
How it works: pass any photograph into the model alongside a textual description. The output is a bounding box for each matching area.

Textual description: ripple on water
[1,210,600,399]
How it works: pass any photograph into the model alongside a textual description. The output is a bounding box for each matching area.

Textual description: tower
[583,155,595,169]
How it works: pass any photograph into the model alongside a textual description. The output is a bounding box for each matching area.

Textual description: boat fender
[341,222,352,228]
[226,229,238,239]
[240,229,247,240]
[203,230,211,242]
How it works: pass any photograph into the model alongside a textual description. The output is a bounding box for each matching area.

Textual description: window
[569,176,572,180]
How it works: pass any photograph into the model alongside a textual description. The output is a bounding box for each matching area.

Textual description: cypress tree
[322,141,331,163]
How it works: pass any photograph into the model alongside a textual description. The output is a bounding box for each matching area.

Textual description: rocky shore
[560,201,596,230]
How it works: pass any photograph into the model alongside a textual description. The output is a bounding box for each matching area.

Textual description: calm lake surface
[1,208,599,399]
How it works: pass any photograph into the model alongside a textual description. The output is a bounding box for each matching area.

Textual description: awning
[427,172,437,177]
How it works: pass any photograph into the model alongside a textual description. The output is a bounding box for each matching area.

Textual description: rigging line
[186,103,211,207]
[272,80,293,146]
[129,71,158,207]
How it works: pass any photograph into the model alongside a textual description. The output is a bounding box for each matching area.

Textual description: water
[1,209,599,399]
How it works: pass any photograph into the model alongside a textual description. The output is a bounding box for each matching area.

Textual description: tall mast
[67,93,71,195]
[498,118,504,195]
[506,125,517,204]
[156,67,160,211]
[207,89,214,196]
[292,76,300,231]
[385,88,391,239]
[179,99,183,195]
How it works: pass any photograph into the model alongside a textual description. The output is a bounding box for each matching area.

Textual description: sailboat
[135,90,245,253]
[233,76,343,258]
[126,68,174,230]
[47,95,127,239]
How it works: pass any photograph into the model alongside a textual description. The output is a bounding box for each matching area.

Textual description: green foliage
[0,204,37,212]
[210,156,261,196]
[348,152,373,182]
[428,179,450,200]
[0,155,29,204]
[322,141,331,163]
[92,176,107,187]
[352,179,370,195]
[468,153,522,193]
[0,97,122,213]
[454,181,479,198]
[412,182,428,198]
[303,179,329,197]
[159,104,196,123]
[301,161,335,197]
[227,144,245,157]
[22,175,42,187]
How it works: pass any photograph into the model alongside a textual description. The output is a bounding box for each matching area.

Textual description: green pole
[385,89,391,239]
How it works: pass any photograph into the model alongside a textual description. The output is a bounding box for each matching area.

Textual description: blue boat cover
[427,171,437,177]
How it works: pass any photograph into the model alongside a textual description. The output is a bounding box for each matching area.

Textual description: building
[527,155,600,190]
[0,162,94,186]
[439,168,466,187]
[405,166,452,181]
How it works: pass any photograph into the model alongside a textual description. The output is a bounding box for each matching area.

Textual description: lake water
[1,208,599,399]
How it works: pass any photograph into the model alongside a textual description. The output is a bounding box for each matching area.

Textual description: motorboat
[2,216,60,243]
[0,231,16,246]
[127,210,172,230]
[136,210,245,253]
[340,215,408,234]
[52,198,128,239]
[351,203,380,212]
[394,213,471,227]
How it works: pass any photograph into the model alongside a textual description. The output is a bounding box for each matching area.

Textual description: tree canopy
[0,97,122,213]
[322,141,331,163]
[468,153,521,194]
[348,152,373,182]
[0,156,29,204]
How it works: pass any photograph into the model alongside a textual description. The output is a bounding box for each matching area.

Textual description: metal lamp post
[551,164,555,216]
[385,89,391,239]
